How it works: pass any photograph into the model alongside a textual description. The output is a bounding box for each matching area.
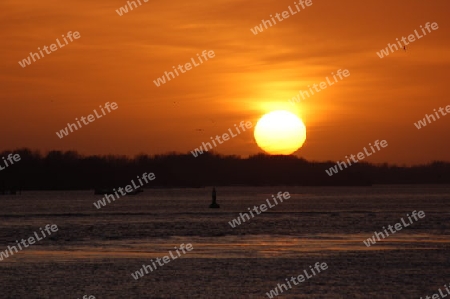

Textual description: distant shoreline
[2,184,450,192]
[1,150,450,190]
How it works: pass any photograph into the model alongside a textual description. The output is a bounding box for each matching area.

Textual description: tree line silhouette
[1,148,449,191]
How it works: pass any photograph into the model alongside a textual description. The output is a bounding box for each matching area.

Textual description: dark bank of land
[1,148,450,191]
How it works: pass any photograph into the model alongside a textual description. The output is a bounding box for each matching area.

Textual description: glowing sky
[1,0,449,164]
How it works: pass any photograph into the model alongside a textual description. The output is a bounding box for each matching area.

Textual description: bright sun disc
[254,110,306,155]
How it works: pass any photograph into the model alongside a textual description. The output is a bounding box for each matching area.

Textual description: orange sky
[1,0,449,164]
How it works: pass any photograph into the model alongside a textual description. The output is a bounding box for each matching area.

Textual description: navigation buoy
[209,187,220,208]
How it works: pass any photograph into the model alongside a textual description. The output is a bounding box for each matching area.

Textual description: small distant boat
[0,190,17,195]
[94,188,143,195]
[128,188,144,195]
[94,188,114,195]
[0,181,19,195]
[1,190,16,195]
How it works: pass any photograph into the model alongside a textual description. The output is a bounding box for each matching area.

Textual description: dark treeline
[1,148,450,190]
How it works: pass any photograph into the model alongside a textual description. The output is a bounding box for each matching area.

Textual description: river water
[0,186,449,298]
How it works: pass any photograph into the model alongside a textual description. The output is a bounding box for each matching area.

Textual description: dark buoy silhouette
[209,187,220,208]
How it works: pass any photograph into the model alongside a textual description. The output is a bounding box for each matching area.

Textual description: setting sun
[254,110,306,155]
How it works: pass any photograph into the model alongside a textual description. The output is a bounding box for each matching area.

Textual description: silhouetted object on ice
[209,187,220,208]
